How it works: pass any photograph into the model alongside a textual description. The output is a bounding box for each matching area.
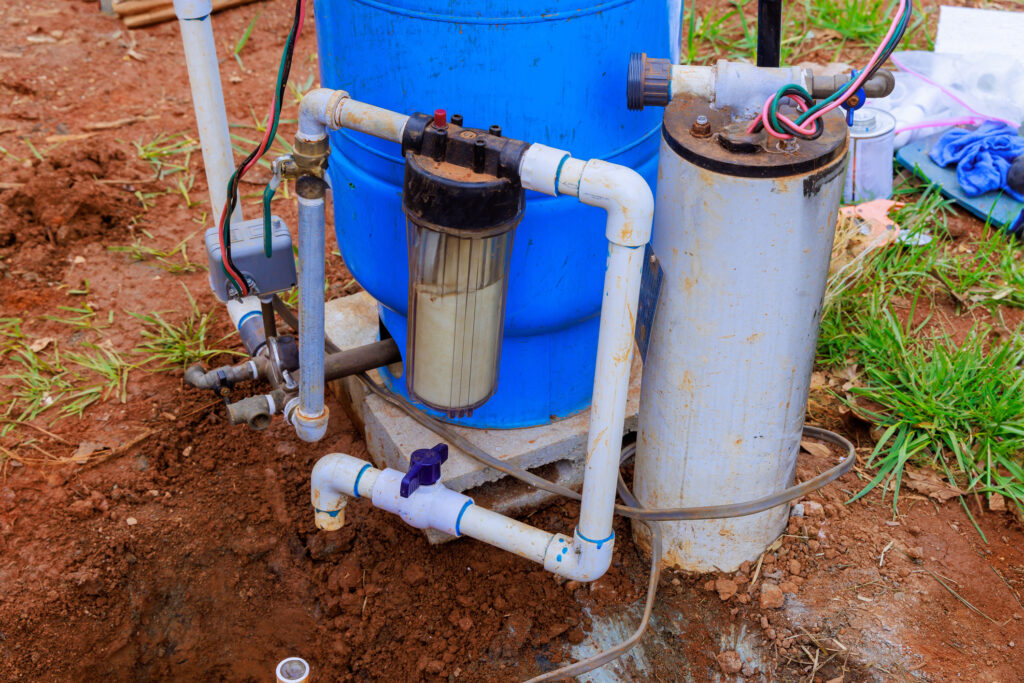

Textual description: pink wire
[888,53,1018,129]
[894,116,990,134]
[750,0,907,138]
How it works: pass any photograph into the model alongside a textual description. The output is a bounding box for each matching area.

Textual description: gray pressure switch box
[205,215,297,302]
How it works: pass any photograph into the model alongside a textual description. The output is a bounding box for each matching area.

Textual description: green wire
[262,182,277,258]
[765,2,911,137]
[221,15,300,294]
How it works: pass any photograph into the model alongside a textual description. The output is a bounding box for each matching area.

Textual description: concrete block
[325,292,642,541]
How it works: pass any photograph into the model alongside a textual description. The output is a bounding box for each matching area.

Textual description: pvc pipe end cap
[314,507,345,531]
[293,407,329,443]
[276,657,309,683]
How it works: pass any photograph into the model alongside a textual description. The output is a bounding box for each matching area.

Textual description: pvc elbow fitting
[297,88,348,143]
[286,397,329,443]
[578,160,654,247]
[311,452,378,531]
[543,529,615,581]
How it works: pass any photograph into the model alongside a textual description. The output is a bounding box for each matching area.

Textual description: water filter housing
[634,96,849,572]
[402,115,526,417]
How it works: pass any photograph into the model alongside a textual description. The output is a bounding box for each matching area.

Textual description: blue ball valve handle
[399,444,449,498]
[842,69,867,126]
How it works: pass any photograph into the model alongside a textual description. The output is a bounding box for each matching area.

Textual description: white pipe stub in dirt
[276,657,309,683]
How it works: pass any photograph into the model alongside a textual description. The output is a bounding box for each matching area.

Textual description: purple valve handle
[399,444,449,498]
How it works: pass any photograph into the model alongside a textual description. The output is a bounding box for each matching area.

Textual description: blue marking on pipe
[350,0,634,25]
[237,310,261,330]
[314,507,341,517]
[352,463,372,498]
[553,154,569,196]
[454,500,474,537]
[575,528,615,550]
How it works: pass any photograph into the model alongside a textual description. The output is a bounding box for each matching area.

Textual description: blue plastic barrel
[314,0,672,428]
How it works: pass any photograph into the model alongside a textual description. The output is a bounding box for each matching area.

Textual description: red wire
[219,0,308,296]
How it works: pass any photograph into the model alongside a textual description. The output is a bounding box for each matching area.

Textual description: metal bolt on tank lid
[690,115,711,138]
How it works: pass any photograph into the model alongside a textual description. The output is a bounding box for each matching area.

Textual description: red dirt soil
[2,2,1024,682]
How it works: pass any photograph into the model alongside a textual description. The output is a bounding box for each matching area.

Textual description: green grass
[684,0,934,66]
[232,10,261,70]
[818,180,1024,527]
[131,288,241,369]
[108,229,205,274]
[0,341,132,437]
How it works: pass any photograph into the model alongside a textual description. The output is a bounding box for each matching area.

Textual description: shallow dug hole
[0,140,140,278]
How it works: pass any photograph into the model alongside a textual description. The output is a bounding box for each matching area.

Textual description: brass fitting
[291,137,329,178]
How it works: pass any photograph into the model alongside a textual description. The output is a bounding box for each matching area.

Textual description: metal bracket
[634,243,663,364]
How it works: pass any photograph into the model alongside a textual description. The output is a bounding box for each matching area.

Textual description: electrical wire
[218,0,307,297]
[748,0,912,140]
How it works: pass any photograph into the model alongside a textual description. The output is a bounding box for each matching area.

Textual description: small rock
[737,593,750,604]
[715,650,743,674]
[760,582,785,609]
[779,581,798,594]
[126,517,138,526]
[715,578,738,601]
[804,500,824,516]
[458,616,473,631]
[788,559,802,576]
[906,546,924,560]
[402,564,426,586]
[824,548,838,560]
[741,663,757,677]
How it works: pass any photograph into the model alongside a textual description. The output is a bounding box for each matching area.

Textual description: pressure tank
[633,96,848,572]
[313,0,673,428]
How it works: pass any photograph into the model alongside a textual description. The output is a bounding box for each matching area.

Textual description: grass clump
[817,181,1024,525]
[843,299,1024,511]
[108,228,205,274]
[131,288,240,369]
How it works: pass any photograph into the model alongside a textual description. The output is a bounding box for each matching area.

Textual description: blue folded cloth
[929,121,1024,202]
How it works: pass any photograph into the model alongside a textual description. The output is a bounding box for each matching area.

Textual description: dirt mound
[0,140,138,253]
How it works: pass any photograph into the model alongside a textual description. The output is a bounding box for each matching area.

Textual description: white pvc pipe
[174,0,241,222]
[457,505,554,564]
[297,88,410,144]
[311,452,554,564]
[577,241,645,541]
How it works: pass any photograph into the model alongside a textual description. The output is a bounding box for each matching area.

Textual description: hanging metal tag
[634,243,663,363]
